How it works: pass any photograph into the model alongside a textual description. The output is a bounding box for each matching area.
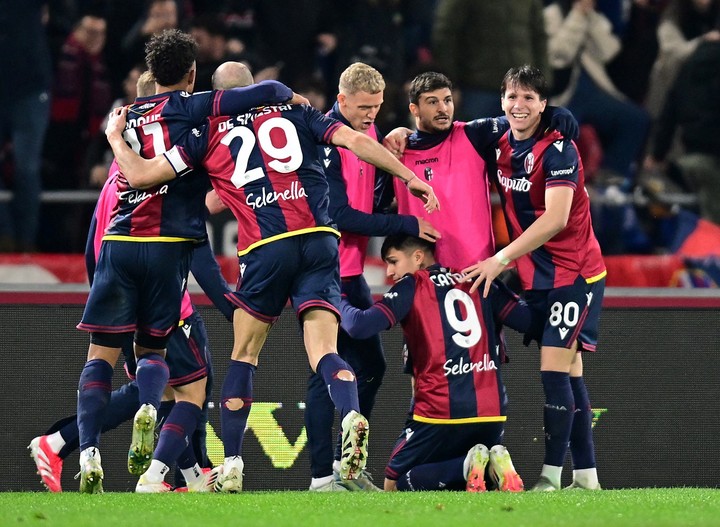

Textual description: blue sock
[396,456,465,491]
[58,381,140,458]
[136,353,169,409]
[221,360,256,457]
[77,359,113,451]
[316,353,359,419]
[154,401,202,468]
[157,400,175,429]
[541,371,574,467]
[570,376,597,469]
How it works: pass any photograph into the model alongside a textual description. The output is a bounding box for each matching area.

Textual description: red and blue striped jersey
[171,104,343,255]
[105,82,292,241]
[491,130,606,290]
[355,266,538,423]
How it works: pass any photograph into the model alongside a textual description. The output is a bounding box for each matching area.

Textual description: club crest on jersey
[424,167,433,181]
[524,152,535,174]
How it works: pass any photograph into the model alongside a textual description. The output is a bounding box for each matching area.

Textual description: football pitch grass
[2,488,719,527]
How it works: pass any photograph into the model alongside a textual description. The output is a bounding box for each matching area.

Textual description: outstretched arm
[330,125,440,213]
[105,107,178,188]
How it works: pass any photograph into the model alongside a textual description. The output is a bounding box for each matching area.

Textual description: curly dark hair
[145,29,198,87]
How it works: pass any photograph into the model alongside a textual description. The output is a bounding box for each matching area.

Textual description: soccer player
[384,72,578,269]
[72,30,303,493]
[463,65,606,491]
[305,62,440,492]
[104,65,439,493]
[339,235,543,492]
[29,70,233,494]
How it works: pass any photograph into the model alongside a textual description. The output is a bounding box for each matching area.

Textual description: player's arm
[214,80,303,116]
[324,147,438,240]
[464,142,577,297]
[190,242,235,322]
[340,276,415,340]
[489,280,544,344]
[330,125,440,213]
[105,107,178,188]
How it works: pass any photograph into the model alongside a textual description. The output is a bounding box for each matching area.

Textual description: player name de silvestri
[220,104,294,129]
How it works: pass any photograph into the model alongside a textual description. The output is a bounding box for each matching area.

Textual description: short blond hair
[136,71,156,97]
[338,62,385,96]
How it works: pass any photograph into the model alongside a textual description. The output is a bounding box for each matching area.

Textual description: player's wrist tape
[404,174,418,187]
[494,249,511,266]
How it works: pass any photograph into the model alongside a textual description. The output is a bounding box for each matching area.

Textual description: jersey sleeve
[543,139,580,190]
[164,124,210,176]
[464,116,510,153]
[190,241,235,322]
[339,275,416,339]
[324,145,418,236]
[214,80,293,116]
[305,105,344,144]
[489,280,544,344]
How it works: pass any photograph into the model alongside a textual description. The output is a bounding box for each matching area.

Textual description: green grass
[2,489,719,527]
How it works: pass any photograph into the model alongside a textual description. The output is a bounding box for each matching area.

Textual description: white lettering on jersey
[497,174,532,193]
[245,180,308,210]
[383,291,398,299]
[118,184,169,205]
[549,166,575,176]
[429,271,469,287]
[443,355,497,377]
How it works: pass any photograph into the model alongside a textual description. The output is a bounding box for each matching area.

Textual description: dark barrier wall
[3,299,720,491]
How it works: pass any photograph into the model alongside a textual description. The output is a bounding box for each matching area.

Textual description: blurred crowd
[1,0,719,255]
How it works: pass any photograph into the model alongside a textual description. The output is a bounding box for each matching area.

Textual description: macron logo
[323,159,331,168]
[324,147,332,156]
[553,141,564,152]
[559,327,569,340]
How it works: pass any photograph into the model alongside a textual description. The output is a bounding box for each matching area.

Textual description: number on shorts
[548,301,580,327]
[221,117,304,189]
[444,289,482,348]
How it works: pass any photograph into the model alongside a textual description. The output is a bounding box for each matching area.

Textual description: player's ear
[413,249,424,267]
[337,93,346,105]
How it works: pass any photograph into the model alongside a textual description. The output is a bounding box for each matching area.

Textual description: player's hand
[205,189,227,215]
[106,106,128,140]
[463,257,506,298]
[407,176,440,212]
[289,92,311,106]
[383,127,412,158]
[416,217,441,242]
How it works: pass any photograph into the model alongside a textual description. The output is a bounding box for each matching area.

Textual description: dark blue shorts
[524,275,605,352]
[124,311,212,387]
[227,232,341,322]
[385,418,504,481]
[78,240,193,340]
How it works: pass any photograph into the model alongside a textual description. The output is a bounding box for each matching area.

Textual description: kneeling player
[340,235,543,492]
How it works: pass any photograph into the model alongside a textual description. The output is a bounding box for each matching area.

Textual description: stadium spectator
[463,65,605,492]
[339,235,538,492]
[645,0,720,117]
[544,0,650,189]
[0,1,52,253]
[305,63,440,493]
[105,56,440,493]
[86,65,146,188]
[43,11,112,191]
[644,40,720,225]
[432,0,550,120]
[72,30,301,494]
